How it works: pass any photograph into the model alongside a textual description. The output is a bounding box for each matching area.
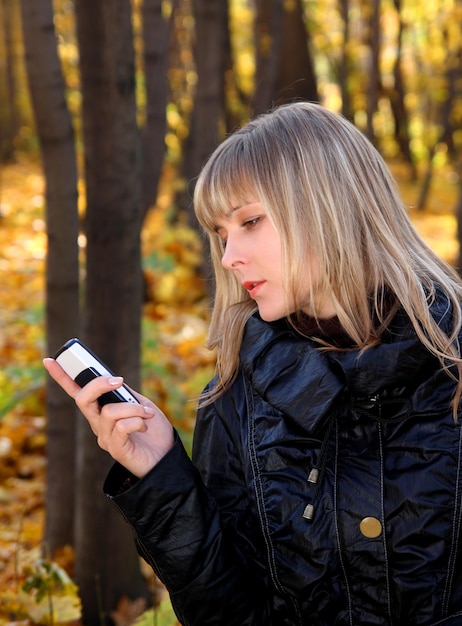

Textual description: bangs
[194,133,262,233]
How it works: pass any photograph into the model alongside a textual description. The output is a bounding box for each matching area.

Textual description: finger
[43,357,124,406]
[113,415,149,436]
[73,374,125,406]
[101,399,155,422]
[43,357,82,398]
[96,408,152,452]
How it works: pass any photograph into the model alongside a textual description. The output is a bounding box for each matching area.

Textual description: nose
[221,235,246,271]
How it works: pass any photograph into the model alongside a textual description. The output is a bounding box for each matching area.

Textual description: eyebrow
[213,201,260,232]
[212,205,242,233]
[230,200,260,213]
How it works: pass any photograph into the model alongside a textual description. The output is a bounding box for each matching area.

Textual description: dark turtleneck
[291,313,353,348]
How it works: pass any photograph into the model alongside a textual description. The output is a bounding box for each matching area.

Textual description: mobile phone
[54,338,139,406]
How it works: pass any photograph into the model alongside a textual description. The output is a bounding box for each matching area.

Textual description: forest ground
[0,156,459,624]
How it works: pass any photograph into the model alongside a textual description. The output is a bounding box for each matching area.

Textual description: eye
[242,216,261,229]
[216,233,227,249]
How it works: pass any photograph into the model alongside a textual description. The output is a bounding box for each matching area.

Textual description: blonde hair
[194,102,462,414]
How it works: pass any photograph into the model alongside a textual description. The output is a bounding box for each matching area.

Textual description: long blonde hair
[194,102,462,413]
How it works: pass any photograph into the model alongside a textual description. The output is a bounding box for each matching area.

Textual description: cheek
[287,253,318,302]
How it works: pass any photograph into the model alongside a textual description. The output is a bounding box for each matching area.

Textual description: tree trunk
[252,0,284,115]
[75,1,148,623]
[387,0,417,180]
[252,0,318,115]
[338,0,353,120]
[366,0,381,143]
[275,0,318,105]
[140,0,174,216]
[180,0,229,225]
[0,0,20,162]
[19,0,80,553]
[417,26,461,210]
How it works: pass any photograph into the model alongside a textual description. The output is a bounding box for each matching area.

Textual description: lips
[242,281,265,297]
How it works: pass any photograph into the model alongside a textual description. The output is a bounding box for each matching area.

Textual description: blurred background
[0,0,461,624]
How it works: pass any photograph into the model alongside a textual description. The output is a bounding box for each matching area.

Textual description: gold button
[359,517,382,538]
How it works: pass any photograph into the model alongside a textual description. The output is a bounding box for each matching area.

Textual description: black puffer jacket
[105,296,462,626]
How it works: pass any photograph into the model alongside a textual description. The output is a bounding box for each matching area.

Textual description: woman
[44,102,462,625]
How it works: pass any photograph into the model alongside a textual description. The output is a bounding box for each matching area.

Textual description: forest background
[0,0,461,625]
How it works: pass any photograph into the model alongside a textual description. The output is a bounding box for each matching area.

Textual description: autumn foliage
[0,159,216,625]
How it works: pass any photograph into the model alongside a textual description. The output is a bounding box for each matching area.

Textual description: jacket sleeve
[103,407,272,626]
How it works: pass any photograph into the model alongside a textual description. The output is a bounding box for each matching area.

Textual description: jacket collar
[239,290,453,429]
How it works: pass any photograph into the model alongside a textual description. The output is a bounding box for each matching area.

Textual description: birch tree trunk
[19,0,80,553]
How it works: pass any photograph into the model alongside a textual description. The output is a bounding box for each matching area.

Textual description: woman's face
[215,200,336,321]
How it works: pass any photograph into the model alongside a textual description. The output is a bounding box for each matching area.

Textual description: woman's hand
[43,357,175,478]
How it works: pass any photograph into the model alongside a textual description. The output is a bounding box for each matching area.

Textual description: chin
[257,308,287,323]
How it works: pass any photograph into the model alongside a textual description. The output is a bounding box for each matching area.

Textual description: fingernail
[143,406,155,415]
[108,376,123,385]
